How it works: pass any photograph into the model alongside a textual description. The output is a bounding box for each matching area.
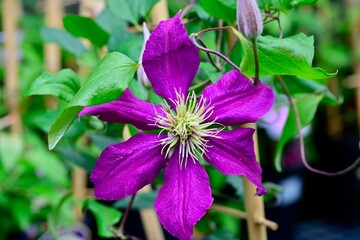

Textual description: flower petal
[90,133,166,200]
[205,128,266,195]
[79,89,162,130]
[155,150,213,240]
[201,70,274,126]
[142,14,200,105]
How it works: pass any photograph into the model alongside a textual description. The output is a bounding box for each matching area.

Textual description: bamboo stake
[139,185,165,240]
[211,204,278,231]
[44,0,62,109]
[243,124,268,240]
[44,0,62,73]
[3,0,22,134]
[229,20,270,237]
[151,0,169,25]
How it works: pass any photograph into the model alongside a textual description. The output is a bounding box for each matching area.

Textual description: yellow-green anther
[153,91,223,168]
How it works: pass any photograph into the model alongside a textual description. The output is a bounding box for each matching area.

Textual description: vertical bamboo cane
[44,0,62,73]
[227,25,268,239]
[3,0,22,134]
[44,0,62,109]
[150,0,169,25]
[243,124,268,240]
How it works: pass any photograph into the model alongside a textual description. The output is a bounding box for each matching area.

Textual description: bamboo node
[254,214,278,231]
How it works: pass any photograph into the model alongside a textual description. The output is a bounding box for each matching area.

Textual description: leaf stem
[276,75,360,176]
[252,38,260,86]
[216,20,224,65]
[190,35,245,77]
[180,3,195,19]
[117,193,137,238]
[276,11,283,39]
[189,79,211,91]
[196,37,222,71]
[225,39,238,57]
[196,26,232,36]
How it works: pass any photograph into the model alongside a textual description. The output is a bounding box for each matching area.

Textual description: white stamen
[153,90,223,168]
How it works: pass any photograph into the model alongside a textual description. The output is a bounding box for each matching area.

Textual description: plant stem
[117,193,137,238]
[189,79,211,91]
[252,38,260,86]
[216,20,224,65]
[225,39,239,57]
[276,11,283,39]
[190,36,247,79]
[196,37,222,71]
[276,75,360,176]
[180,3,195,19]
[196,26,232,36]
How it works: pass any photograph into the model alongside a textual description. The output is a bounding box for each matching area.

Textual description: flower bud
[137,22,151,88]
[236,0,263,39]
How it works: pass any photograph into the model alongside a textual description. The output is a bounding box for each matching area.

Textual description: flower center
[154,91,222,168]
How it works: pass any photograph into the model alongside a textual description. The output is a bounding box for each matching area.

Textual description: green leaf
[225,175,244,198]
[198,0,236,23]
[129,79,148,100]
[257,0,317,12]
[48,192,73,240]
[88,133,120,151]
[273,76,339,105]
[256,0,273,11]
[200,62,223,83]
[63,14,109,47]
[40,27,87,57]
[275,94,324,171]
[0,133,23,172]
[113,192,157,209]
[233,29,336,79]
[107,0,159,25]
[48,107,83,150]
[56,147,96,173]
[85,199,122,238]
[24,133,69,186]
[271,0,292,12]
[290,0,318,8]
[111,35,143,62]
[12,198,31,230]
[48,52,138,150]
[27,69,80,102]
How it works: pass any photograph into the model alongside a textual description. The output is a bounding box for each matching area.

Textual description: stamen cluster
[154,91,222,168]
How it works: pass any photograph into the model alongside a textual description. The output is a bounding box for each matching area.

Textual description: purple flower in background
[80,14,274,240]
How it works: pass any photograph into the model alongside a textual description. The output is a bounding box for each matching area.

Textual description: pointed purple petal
[155,151,213,240]
[201,70,274,126]
[79,89,162,130]
[205,128,266,195]
[90,133,166,200]
[142,14,200,105]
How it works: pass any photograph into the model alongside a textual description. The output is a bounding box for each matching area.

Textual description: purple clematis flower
[79,14,274,240]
